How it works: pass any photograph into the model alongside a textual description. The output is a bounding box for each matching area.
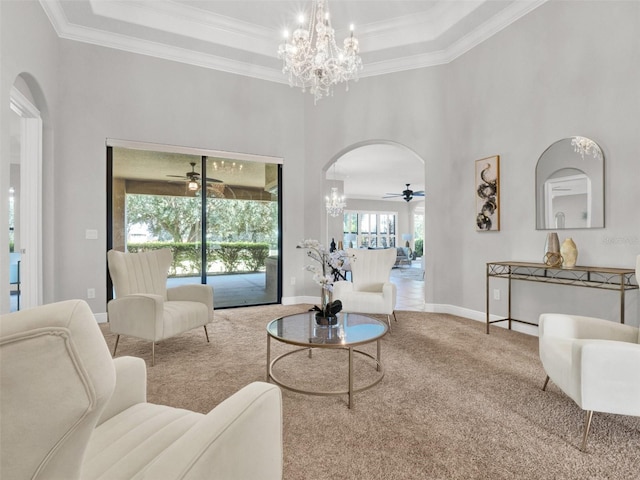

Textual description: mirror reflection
[535,137,604,230]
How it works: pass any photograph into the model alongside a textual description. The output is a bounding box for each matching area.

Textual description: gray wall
[445,0,640,327]
[302,0,640,327]
[1,0,60,309]
[2,1,638,326]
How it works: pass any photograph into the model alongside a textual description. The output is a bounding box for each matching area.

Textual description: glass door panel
[110,148,204,297]
[205,157,279,307]
[109,145,281,308]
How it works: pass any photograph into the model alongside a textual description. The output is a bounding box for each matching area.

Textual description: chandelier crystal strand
[278,0,363,104]
[326,187,346,217]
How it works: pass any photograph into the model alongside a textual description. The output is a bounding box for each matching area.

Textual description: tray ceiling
[40,0,547,84]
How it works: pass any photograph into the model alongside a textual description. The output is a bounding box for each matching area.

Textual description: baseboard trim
[92,300,538,335]
[425,303,538,336]
[281,296,318,306]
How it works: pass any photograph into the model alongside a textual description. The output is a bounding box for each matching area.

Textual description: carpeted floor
[100,305,639,480]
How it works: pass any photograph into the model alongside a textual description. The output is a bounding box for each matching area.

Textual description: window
[343,211,396,249]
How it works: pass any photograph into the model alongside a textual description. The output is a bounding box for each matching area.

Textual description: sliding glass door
[108,144,281,308]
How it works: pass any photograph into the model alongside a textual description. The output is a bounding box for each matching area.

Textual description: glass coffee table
[266,311,388,408]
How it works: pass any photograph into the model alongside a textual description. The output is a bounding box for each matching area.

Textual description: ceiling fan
[166,162,222,191]
[383,184,425,202]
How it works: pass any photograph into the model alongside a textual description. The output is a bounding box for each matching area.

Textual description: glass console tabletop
[266,311,388,408]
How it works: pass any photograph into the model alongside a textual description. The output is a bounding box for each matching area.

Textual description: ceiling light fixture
[278,0,363,104]
[325,163,346,217]
[188,180,199,191]
[211,160,243,175]
[571,136,602,160]
[326,187,347,217]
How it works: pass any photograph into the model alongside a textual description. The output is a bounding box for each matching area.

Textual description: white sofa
[0,300,283,479]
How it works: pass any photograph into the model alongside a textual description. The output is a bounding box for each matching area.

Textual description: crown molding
[39,0,548,85]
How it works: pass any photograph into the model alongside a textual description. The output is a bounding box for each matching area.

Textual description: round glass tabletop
[266,311,388,348]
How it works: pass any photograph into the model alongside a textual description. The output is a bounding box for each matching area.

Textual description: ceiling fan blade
[412,191,425,196]
[166,174,188,179]
[204,177,223,183]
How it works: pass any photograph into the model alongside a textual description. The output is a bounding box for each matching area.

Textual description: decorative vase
[315,313,338,326]
[314,288,339,326]
[544,232,562,267]
[543,232,562,267]
[560,238,578,268]
[544,232,560,254]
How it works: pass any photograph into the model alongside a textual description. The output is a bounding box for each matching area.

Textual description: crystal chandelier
[211,160,243,175]
[571,136,602,160]
[277,0,363,104]
[325,187,346,217]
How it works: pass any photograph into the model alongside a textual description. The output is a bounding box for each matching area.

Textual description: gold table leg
[348,347,354,409]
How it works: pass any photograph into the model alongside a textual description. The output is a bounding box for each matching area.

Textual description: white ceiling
[330,143,425,202]
[39,0,546,202]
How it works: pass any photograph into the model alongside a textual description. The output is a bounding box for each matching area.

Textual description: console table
[485,261,638,334]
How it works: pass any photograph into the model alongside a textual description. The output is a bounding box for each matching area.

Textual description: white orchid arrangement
[297,239,351,292]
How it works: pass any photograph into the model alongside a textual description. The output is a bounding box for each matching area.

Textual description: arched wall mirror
[535,136,604,230]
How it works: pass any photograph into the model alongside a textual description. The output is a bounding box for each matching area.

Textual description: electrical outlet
[87,288,96,299]
[290,276,296,285]
[493,289,500,300]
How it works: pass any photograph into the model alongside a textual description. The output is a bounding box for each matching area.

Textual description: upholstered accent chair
[0,300,283,480]
[538,312,640,451]
[333,247,397,331]
[107,248,213,365]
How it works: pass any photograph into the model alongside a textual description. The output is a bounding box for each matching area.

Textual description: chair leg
[386,315,392,333]
[580,410,594,452]
[204,325,210,343]
[392,311,398,322]
[113,335,120,357]
[151,342,155,367]
[542,375,550,391]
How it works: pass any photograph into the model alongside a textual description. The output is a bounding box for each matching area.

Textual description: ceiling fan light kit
[166,161,224,194]
[384,184,425,202]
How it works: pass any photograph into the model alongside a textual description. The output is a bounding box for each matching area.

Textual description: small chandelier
[571,136,602,160]
[326,187,346,217]
[278,0,363,104]
[211,160,243,175]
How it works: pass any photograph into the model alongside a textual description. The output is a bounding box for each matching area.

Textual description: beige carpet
[100,306,639,480]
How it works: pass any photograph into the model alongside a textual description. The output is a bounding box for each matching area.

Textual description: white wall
[303,0,640,326]
[1,1,638,325]
[445,0,640,326]
[52,39,306,311]
[1,0,60,313]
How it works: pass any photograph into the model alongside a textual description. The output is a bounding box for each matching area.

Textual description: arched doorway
[7,76,43,311]
[323,141,426,311]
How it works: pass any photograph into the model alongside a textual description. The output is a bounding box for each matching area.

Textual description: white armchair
[107,248,214,365]
[538,313,640,451]
[0,300,283,480]
[333,248,397,330]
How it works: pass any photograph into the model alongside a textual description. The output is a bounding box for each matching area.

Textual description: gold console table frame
[485,261,638,334]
